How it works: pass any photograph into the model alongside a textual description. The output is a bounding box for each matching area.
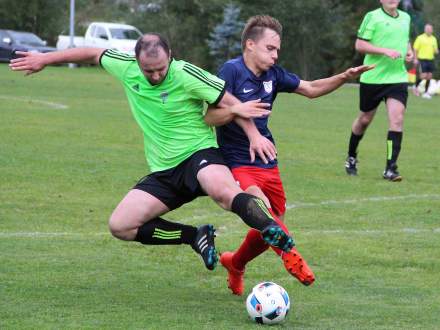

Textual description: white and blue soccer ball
[246,282,290,325]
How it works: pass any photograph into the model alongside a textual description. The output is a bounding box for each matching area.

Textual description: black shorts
[359,83,408,112]
[133,147,227,211]
[419,60,435,73]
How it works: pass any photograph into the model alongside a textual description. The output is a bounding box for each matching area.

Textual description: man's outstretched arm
[9,48,105,75]
[294,64,374,99]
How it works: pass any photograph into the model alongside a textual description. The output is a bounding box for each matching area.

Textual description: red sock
[232,208,291,269]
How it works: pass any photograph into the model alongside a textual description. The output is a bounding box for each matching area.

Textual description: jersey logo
[160,91,169,104]
[243,88,253,93]
[263,81,273,93]
[132,84,140,92]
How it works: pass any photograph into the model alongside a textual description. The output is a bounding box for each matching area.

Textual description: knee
[358,115,373,128]
[245,186,270,208]
[108,214,132,241]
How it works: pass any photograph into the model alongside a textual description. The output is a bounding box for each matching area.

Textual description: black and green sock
[386,131,403,168]
[348,131,364,158]
[231,193,276,231]
[135,218,197,245]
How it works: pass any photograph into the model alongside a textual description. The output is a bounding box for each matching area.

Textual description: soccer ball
[246,282,290,325]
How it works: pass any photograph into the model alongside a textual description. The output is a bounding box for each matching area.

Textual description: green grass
[1,63,439,329]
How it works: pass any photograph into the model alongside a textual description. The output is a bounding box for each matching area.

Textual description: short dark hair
[241,15,282,50]
[135,33,170,59]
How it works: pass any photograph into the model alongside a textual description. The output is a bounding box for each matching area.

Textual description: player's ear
[245,39,255,52]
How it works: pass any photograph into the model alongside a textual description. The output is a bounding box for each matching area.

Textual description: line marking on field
[0,95,68,110]
[1,228,440,239]
[286,194,440,210]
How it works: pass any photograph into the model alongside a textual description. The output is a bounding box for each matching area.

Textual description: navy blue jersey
[216,56,300,169]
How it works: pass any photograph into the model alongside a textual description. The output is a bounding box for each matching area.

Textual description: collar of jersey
[239,56,267,81]
[381,6,399,18]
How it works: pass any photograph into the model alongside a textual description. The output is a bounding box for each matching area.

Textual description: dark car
[0,29,56,62]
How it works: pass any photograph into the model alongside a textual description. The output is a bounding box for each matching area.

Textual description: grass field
[1,63,439,329]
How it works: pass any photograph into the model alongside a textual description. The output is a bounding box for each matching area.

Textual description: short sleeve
[182,62,226,105]
[357,12,375,41]
[99,49,136,81]
[218,62,236,94]
[274,66,300,93]
[413,36,420,51]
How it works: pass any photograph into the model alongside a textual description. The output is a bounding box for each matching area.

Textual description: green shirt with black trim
[100,49,226,173]
[357,7,411,84]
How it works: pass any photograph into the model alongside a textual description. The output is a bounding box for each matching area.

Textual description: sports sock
[134,217,197,245]
[386,131,403,168]
[231,193,277,230]
[232,208,288,270]
[425,79,431,93]
[348,131,364,158]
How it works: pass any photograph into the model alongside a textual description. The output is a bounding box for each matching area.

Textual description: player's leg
[383,88,407,181]
[345,83,379,176]
[197,162,293,252]
[108,174,217,270]
[420,61,433,98]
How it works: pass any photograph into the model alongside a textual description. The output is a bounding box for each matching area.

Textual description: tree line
[0,0,438,79]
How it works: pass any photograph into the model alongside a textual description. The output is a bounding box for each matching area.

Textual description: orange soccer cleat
[281,247,315,286]
[220,251,245,295]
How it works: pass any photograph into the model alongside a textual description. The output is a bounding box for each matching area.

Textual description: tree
[207,3,244,69]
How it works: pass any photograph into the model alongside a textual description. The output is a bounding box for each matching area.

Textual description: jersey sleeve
[182,62,226,105]
[274,66,300,93]
[218,62,236,94]
[413,36,421,51]
[99,49,136,81]
[357,12,375,41]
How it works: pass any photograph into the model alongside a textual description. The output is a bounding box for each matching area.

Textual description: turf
[1,63,439,329]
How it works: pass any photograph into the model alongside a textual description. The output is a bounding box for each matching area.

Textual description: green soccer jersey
[357,7,411,84]
[100,49,225,172]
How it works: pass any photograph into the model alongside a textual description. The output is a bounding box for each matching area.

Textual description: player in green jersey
[9,33,295,272]
[345,0,414,181]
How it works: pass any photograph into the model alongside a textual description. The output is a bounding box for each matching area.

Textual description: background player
[204,15,372,295]
[345,0,413,181]
[413,23,439,99]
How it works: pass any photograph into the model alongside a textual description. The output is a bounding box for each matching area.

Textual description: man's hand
[343,64,375,80]
[249,134,277,164]
[230,99,271,119]
[383,49,401,59]
[9,51,47,75]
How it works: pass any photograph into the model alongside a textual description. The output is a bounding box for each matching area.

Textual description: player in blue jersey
[205,15,373,295]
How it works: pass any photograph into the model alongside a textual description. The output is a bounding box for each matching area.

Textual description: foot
[191,224,218,270]
[345,156,358,176]
[383,163,402,182]
[261,224,294,252]
[282,248,315,286]
[220,251,245,295]
[422,92,432,99]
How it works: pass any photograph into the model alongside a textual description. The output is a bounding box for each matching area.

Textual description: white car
[57,22,142,55]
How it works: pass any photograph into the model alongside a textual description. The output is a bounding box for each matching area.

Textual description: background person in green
[414,23,439,99]
[345,0,414,181]
[9,33,295,272]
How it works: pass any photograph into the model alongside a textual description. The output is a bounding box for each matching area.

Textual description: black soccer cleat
[261,224,294,252]
[191,224,218,270]
[345,156,358,176]
[383,163,402,182]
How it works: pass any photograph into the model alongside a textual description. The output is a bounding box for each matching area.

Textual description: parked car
[0,29,56,62]
[57,22,142,55]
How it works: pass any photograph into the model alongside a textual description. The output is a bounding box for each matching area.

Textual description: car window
[8,31,45,46]
[109,28,141,40]
[95,26,108,39]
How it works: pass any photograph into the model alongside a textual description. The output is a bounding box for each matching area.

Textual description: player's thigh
[197,164,242,209]
[109,189,169,233]
[261,168,287,217]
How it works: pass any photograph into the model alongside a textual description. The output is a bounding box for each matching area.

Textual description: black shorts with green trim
[359,82,408,112]
[133,147,226,211]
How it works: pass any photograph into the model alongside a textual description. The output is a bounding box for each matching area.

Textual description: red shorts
[231,166,286,216]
